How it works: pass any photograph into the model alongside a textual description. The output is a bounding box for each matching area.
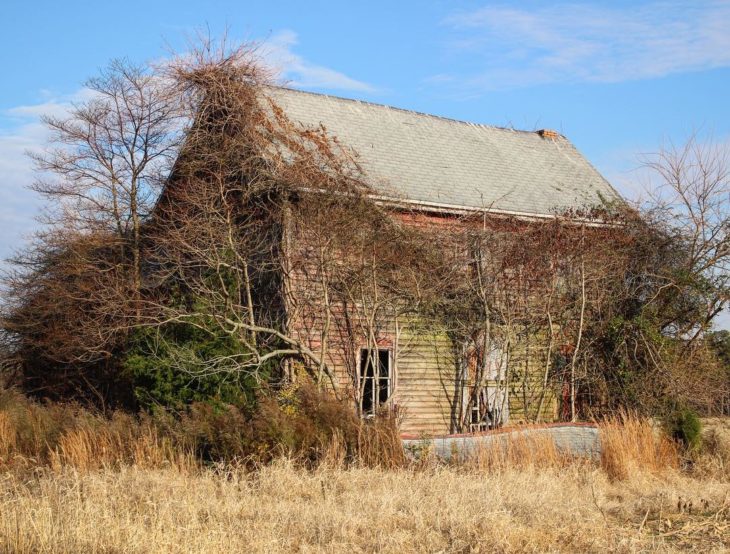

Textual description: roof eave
[371,194,619,227]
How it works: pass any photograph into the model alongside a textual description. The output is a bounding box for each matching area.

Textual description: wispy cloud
[438,1,730,91]
[261,30,375,92]
[0,122,44,263]
[0,91,87,263]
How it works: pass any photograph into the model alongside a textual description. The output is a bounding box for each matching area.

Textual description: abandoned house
[160,86,622,436]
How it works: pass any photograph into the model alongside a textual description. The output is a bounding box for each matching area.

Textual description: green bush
[123,326,267,412]
[664,407,703,451]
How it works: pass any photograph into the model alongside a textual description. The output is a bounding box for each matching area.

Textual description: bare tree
[32,60,183,301]
[641,135,730,340]
[2,58,184,368]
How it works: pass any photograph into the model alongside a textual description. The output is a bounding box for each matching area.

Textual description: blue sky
[2,0,730,323]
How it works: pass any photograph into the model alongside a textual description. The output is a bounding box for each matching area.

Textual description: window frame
[358,347,392,416]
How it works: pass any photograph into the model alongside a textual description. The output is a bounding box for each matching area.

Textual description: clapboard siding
[284,210,560,435]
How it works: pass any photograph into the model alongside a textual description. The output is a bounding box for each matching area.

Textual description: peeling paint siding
[285,215,560,435]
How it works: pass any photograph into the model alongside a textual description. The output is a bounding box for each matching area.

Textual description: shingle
[268,87,621,216]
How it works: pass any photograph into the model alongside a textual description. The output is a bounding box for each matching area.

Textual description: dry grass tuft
[600,412,679,480]
[355,414,407,469]
[0,411,15,461]
[690,418,730,481]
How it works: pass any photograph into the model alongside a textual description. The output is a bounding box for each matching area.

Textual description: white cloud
[260,30,375,92]
[0,122,44,263]
[0,90,90,264]
[439,1,730,91]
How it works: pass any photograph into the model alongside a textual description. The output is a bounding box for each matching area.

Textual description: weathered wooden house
[161,85,622,436]
[262,88,622,436]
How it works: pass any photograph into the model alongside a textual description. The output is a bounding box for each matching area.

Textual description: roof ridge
[268,85,556,138]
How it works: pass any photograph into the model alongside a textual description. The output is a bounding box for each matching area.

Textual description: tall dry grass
[0,461,728,553]
[600,413,679,480]
[0,387,723,480]
[1,389,729,551]
[462,431,576,473]
[406,416,684,478]
[48,419,195,472]
[0,390,193,472]
[0,387,407,472]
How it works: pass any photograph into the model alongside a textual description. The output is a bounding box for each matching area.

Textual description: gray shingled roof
[268,87,621,216]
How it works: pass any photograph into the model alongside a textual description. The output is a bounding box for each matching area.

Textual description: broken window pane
[359,349,391,415]
[468,386,509,431]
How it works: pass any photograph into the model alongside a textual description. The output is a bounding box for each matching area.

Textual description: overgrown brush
[0,385,404,471]
[4,386,724,480]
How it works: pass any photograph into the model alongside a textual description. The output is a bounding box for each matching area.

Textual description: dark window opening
[359,349,391,415]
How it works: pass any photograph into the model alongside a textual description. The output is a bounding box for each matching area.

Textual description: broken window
[463,334,509,431]
[468,386,509,432]
[359,349,391,416]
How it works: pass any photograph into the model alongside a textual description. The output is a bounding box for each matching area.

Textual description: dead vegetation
[0,455,727,553]
[600,413,679,481]
[0,389,728,552]
[0,386,406,472]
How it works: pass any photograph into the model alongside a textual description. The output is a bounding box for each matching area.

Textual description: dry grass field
[0,460,728,553]
[0,404,728,553]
